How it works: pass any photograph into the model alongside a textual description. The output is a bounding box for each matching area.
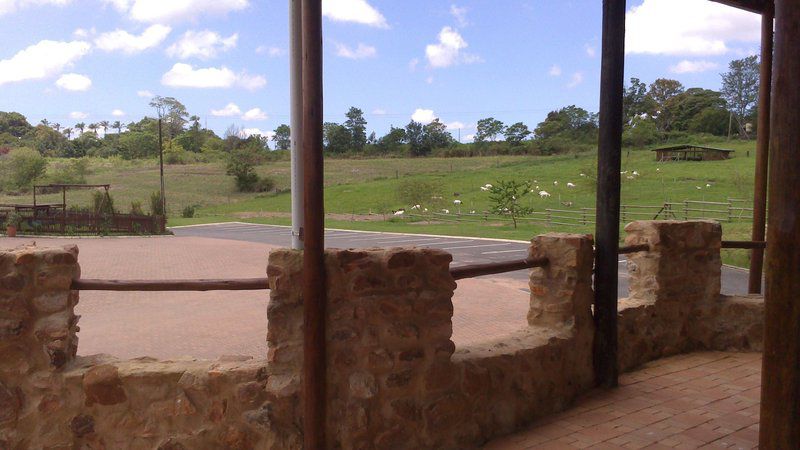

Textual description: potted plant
[4,211,22,237]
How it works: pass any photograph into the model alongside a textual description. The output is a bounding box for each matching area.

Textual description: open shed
[652,144,735,161]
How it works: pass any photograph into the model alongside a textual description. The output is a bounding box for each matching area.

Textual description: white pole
[290,0,304,249]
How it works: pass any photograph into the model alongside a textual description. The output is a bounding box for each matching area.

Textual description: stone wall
[0,223,765,449]
[618,220,764,372]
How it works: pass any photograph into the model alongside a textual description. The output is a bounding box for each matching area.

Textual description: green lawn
[3,140,760,267]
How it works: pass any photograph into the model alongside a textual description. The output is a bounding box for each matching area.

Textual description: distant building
[652,144,735,162]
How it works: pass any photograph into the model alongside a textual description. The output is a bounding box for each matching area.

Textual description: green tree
[488,180,533,229]
[688,107,730,136]
[112,121,123,135]
[623,77,657,124]
[378,126,406,153]
[24,124,67,156]
[665,88,727,131]
[504,122,532,145]
[226,146,264,192]
[87,123,99,136]
[0,148,47,191]
[273,124,291,150]
[648,79,685,131]
[476,117,505,142]
[344,107,367,151]
[99,120,110,137]
[74,122,85,135]
[0,112,32,137]
[149,95,189,144]
[405,120,428,156]
[117,131,158,159]
[323,122,351,153]
[62,128,73,140]
[423,119,453,150]
[534,105,598,141]
[720,55,759,136]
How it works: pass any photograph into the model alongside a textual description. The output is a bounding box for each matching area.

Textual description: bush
[181,205,196,218]
[397,179,443,210]
[48,158,90,185]
[90,191,115,216]
[0,148,47,191]
[226,146,266,192]
[253,176,275,193]
[150,191,164,216]
[130,201,144,216]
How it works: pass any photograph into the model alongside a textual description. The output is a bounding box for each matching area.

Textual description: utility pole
[290,0,304,249]
[158,118,166,224]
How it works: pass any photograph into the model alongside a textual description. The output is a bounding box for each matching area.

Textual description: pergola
[289,0,798,447]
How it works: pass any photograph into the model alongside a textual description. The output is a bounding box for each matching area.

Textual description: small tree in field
[488,180,533,228]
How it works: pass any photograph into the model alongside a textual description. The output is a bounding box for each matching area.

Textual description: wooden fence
[0,209,164,235]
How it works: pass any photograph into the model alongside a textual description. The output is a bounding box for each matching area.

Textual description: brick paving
[0,235,529,359]
[483,351,762,449]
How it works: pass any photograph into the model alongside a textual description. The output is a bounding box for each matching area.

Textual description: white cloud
[137,89,154,98]
[166,30,237,60]
[241,127,275,140]
[95,24,171,54]
[256,45,284,57]
[626,0,759,56]
[446,121,465,130]
[55,73,91,91]
[242,107,267,121]
[334,42,376,59]
[425,76,434,84]
[322,0,387,28]
[585,44,596,58]
[450,5,468,27]
[0,40,90,86]
[567,72,584,88]
[125,0,249,23]
[101,0,130,11]
[111,109,125,117]
[372,108,386,115]
[73,27,95,39]
[669,59,719,74]
[211,102,242,117]
[411,108,437,124]
[69,111,88,119]
[161,63,266,90]
[425,26,482,68]
[548,64,562,76]
[0,0,72,16]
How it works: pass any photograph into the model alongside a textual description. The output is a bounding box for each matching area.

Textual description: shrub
[397,179,444,210]
[487,180,533,228]
[90,191,115,216]
[130,201,144,216]
[254,176,275,193]
[48,158,90,185]
[0,148,47,191]
[226,146,265,192]
[181,205,196,218]
[150,191,165,216]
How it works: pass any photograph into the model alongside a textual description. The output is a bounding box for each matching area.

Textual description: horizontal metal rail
[450,257,548,280]
[71,277,270,291]
[618,243,650,254]
[721,240,767,249]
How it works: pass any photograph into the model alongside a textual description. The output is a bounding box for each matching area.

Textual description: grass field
[2,140,759,266]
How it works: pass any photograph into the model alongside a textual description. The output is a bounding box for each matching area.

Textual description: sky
[0,0,762,142]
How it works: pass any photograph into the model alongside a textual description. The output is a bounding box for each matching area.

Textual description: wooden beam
[71,278,269,291]
[593,0,626,389]
[760,0,800,446]
[749,3,774,294]
[709,0,770,14]
[722,240,767,249]
[301,0,326,448]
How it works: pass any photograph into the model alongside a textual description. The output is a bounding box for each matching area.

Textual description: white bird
[706,183,712,188]
[621,170,628,174]
[627,176,635,180]
[480,186,489,191]
[441,209,450,214]
[535,185,540,190]
[393,209,405,216]
[580,173,586,177]
[553,181,558,186]
[470,210,476,214]
[484,183,493,188]
[567,182,576,188]
[453,199,462,205]
[511,195,516,200]
[656,168,661,172]
[632,171,639,176]
[411,204,421,210]
[696,186,702,190]
[539,190,551,198]
[423,208,428,212]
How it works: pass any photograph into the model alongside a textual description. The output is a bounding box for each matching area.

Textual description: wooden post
[300,0,326,448]
[593,0,626,389]
[760,0,800,447]
[749,3,774,294]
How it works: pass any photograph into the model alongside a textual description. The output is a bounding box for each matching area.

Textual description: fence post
[684,201,689,220]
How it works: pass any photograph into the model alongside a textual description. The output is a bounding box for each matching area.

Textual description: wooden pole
[749,3,774,294]
[760,0,800,446]
[593,0,626,389]
[72,278,269,291]
[300,0,326,447]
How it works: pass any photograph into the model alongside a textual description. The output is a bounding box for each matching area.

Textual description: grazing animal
[411,204,421,210]
[453,199,462,205]
[706,183,712,187]
[441,209,450,214]
[393,209,405,216]
[480,186,489,191]
[567,182,576,188]
[553,181,558,186]
[539,190,551,198]
[561,201,573,207]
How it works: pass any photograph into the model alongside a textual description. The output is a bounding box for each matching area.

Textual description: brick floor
[0,236,530,359]
[483,352,762,449]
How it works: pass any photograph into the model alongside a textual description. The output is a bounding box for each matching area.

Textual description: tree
[721,55,759,136]
[62,128,73,140]
[504,122,532,145]
[423,119,453,150]
[323,122,351,153]
[226,146,265,192]
[273,124,291,150]
[149,95,189,143]
[87,123,99,136]
[623,77,656,124]
[0,148,47,191]
[488,180,533,229]
[405,121,427,156]
[665,88,727,132]
[74,122,85,135]
[0,111,33,137]
[117,132,158,159]
[534,105,598,141]
[112,121,123,135]
[99,120,110,137]
[688,107,730,136]
[648,79,685,131]
[24,124,67,156]
[378,126,406,153]
[344,107,367,151]
[476,117,505,142]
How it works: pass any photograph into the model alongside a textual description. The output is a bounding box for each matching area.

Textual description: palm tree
[87,123,99,136]
[112,120,122,135]
[62,128,73,140]
[99,120,109,137]
[53,123,61,133]
[75,122,85,135]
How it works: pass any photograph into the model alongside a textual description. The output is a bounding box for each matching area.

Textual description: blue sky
[0,0,761,142]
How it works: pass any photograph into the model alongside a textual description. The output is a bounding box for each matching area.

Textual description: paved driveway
[173,222,752,297]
